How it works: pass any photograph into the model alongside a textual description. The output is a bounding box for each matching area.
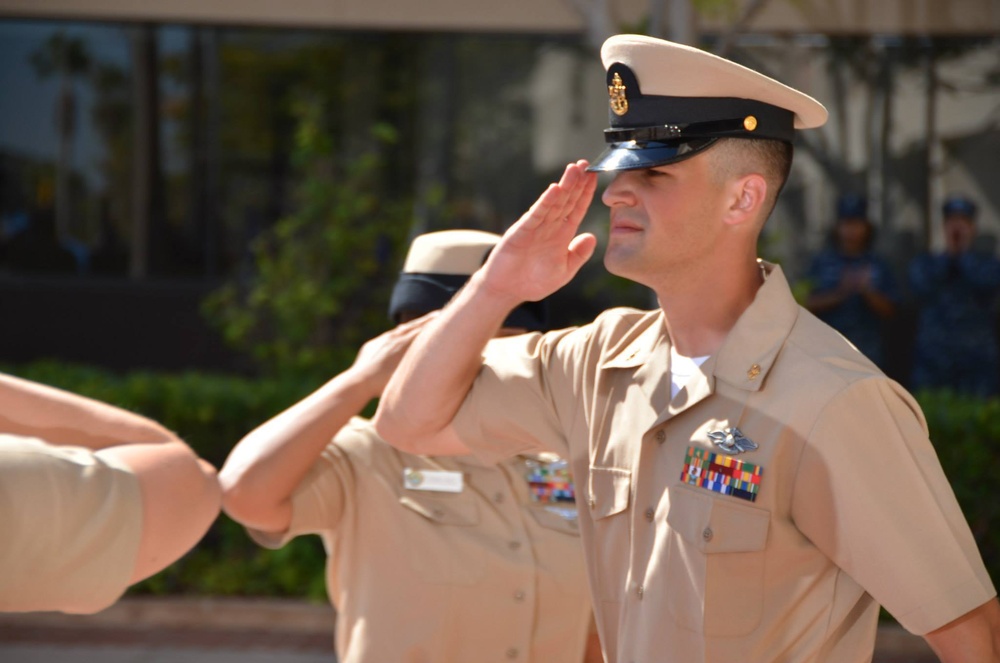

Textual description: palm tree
[31,32,92,245]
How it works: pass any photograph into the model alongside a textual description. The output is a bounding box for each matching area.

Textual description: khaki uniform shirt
[250,417,592,663]
[452,263,996,663]
[0,434,142,613]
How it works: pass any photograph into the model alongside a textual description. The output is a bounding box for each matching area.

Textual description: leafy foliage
[914,389,1000,574]
[202,94,411,378]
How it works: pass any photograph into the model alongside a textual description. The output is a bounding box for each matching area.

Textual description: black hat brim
[587,137,718,172]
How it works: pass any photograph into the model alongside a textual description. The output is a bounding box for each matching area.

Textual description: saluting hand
[478,160,598,305]
[350,313,438,399]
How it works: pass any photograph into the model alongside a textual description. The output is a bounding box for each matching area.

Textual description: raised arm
[0,372,180,448]
[0,372,220,587]
[374,160,598,455]
[219,315,433,534]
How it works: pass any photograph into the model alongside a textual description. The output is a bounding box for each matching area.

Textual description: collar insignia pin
[708,427,758,455]
[609,72,628,116]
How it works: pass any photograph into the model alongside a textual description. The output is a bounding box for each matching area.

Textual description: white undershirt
[670,346,710,400]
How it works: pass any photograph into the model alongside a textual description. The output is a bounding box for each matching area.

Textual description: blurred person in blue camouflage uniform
[908,195,1000,396]
[806,194,898,368]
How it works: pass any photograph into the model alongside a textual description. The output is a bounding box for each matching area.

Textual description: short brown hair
[709,138,793,219]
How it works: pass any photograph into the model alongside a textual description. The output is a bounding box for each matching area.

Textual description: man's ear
[723,173,768,227]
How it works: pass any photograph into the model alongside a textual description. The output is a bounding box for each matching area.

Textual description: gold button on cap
[744,115,758,131]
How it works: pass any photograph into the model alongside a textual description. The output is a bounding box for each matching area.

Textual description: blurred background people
[908,195,1000,396]
[0,373,220,614]
[220,230,600,663]
[805,193,898,368]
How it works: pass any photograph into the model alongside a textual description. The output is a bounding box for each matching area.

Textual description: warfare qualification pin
[708,427,757,455]
[609,72,629,116]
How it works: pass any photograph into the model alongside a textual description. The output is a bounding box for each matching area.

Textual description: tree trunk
[923,42,940,252]
[55,79,75,244]
[129,24,160,280]
[409,36,457,239]
[668,0,697,46]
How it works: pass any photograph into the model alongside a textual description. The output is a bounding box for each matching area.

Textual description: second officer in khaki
[220,230,599,663]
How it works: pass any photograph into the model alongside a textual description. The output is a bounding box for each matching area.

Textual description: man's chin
[603,249,638,279]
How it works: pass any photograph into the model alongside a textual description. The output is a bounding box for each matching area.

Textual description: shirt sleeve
[247,420,366,550]
[451,326,588,466]
[0,435,143,614]
[791,378,996,634]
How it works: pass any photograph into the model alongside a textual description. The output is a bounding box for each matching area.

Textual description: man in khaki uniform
[374,36,1000,662]
[0,373,220,613]
[220,230,600,663]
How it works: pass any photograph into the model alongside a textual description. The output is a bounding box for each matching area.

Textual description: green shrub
[2,362,997,600]
[4,359,319,467]
[202,94,410,380]
[3,360,329,601]
[914,389,1000,584]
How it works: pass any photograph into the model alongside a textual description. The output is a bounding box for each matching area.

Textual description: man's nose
[601,173,633,207]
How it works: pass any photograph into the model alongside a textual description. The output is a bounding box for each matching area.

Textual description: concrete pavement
[0,597,337,663]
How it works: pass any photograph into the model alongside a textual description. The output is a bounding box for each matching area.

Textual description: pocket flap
[529,504,581,536]
[588,466,631,520]
[399,493,479,526]
[667,486,769,553]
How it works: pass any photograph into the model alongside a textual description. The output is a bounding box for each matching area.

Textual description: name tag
[403,468,464,493]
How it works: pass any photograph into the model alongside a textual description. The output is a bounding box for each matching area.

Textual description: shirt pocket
[398,492,485,585]
[588,466,632,601]
[528,504,581,537]
[588,466,631,518]
[665,485,770,636]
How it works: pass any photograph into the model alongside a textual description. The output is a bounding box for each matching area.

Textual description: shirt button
[636,584,644,598]
[494,492,505,504]
[654,429,666,443]
[508,540,521,551]
[506,647,519,659]
[702,526,714,542]
[513,590,525,602]
[588,496,596,509]
[644,507,655,522]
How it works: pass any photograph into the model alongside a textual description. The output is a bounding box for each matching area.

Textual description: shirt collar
[599,261,799,393]
[712,261,799,392]
[600,310,666,369]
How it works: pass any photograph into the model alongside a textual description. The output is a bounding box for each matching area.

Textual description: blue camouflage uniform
[807,249,898,368]
[908,250,1000,396]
